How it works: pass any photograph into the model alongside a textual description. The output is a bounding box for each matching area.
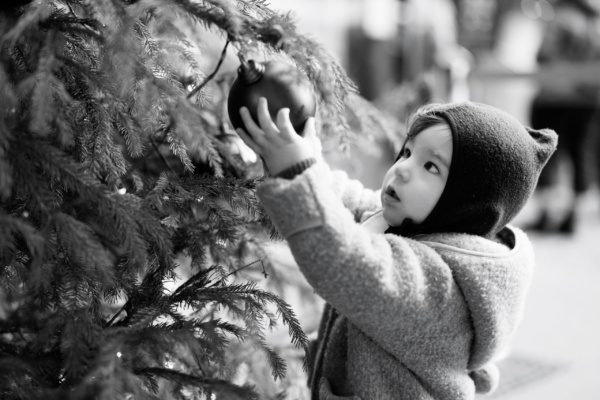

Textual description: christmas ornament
[227,56,316,135]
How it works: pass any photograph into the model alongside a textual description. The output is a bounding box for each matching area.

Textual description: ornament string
[220,259,268,280]
[187,39,230,100]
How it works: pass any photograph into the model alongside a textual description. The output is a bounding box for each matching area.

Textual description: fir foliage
[0,0,357,399]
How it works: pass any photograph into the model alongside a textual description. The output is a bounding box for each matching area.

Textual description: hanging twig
[66,2,76,16]
[104,304,126,327]
[187,39,231,100]
[218,259,266,282]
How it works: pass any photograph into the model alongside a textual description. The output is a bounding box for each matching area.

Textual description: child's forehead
[408,122,452,144]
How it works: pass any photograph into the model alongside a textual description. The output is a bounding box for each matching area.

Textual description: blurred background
[260,0,600,398]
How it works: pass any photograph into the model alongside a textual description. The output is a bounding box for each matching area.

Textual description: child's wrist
[264,141,315,176]
[275,158,316,179]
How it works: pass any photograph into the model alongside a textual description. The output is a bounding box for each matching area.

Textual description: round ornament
[227,58,316,135]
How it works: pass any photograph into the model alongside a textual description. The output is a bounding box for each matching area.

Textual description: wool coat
[257,161,536,400]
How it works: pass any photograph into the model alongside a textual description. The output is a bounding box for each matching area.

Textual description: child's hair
[405,104,447,141]
[394,104,446,162]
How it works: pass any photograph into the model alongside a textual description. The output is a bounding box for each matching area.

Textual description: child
[236,98,557,399]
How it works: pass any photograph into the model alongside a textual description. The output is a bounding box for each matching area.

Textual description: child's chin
[382,208,402,227]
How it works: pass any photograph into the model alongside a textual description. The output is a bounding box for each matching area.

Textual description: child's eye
[401,148,411,158]
[424,161,440,174]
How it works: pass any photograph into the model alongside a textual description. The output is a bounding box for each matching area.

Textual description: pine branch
[132,20,160,58]
[52,212,114,279]
[171,0,245,39]
[61,311,101,384]
[165,127,195,173]
[42,7,101,33]
[0,356,46,398]
[261,339,287,381]
[173,281,308,351]
[114,109,145,158]
[0,211,46,271]
[135,368,259,400]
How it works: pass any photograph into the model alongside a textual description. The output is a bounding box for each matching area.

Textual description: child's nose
[394,163,410,182]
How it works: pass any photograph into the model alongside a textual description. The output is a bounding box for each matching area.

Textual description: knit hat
[388,102,558,239]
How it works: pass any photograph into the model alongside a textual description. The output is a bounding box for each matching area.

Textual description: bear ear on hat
[526,127,558,166]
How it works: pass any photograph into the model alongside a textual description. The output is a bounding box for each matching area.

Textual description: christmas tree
[0,0,371,398]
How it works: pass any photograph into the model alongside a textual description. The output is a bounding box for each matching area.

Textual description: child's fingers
[276,108,296,140]
[239,107,266,142]
[303,117,322,159]
[235,128,262,156]
[257,97,279,134]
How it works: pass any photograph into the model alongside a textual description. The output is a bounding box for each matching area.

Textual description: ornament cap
[238,56,265,84]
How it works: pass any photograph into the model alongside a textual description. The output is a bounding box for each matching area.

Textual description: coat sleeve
[257,162,465,354]
[321,162,382,223]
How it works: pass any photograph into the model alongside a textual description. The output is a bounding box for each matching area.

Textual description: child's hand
[235,97,317,176]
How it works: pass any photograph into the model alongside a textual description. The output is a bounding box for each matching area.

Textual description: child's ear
[526,127,558,167]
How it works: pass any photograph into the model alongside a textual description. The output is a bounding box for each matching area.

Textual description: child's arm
[256,160,461,356]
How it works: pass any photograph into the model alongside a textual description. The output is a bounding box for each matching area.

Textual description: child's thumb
[302,117,316,139]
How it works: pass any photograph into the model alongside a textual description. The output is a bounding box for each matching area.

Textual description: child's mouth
[386,186,400,201]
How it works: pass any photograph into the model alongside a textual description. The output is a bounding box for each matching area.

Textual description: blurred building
[266,0,600,194]
[269,0,469,102]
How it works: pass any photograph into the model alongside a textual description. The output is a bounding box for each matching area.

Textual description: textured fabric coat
[257,162,536,400]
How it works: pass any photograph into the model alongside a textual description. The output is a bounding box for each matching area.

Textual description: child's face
[381,123,453,227]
